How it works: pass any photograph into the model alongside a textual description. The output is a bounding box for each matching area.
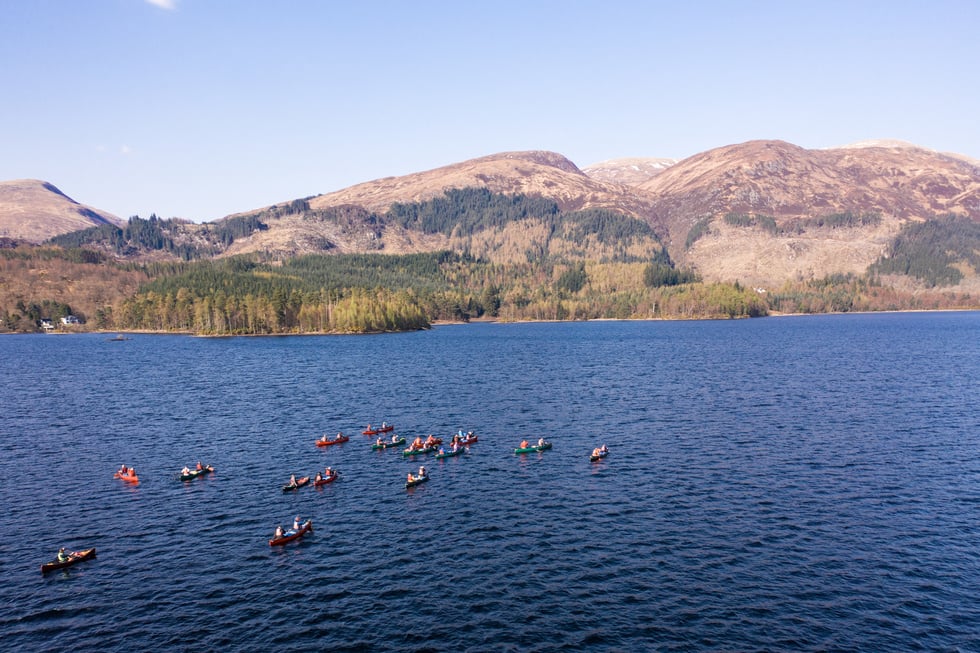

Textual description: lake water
[1,313,978,651]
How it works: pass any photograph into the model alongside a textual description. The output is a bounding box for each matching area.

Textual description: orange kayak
[113,470,139,483]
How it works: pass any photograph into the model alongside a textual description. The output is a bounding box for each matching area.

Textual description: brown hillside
[0,179,122,243]
[224,151,664,258]
[637,140,980,285]
[307,150,659,219]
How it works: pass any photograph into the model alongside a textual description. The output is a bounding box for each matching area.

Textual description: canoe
[269,520,313,546]
[179,465,214,481]
[405,473,429,488]
[282,476,310,492]
[458,435,478,445]
[315,435,349,447]
[435,447,465,459]
[363,424,393,435]
[378,425,394,433]
[515,442,553,454]
[113,470,139,483]
[41,548,96,573]
[402,445,437,457]
[313,472,339,486]
[590,450,609,462]
[371,437,406,450]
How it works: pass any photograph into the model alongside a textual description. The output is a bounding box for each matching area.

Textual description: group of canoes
[114,462,216,485]
[400,430,477,457]
[282,467,339,491]
[97,425,606,560]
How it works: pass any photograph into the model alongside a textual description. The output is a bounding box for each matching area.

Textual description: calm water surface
[1,313,978,651]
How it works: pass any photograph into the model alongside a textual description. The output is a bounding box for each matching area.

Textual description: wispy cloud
[120,145,133,155]
[145,0,177,10]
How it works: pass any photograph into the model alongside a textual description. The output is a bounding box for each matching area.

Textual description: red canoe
[315,435,349,447]
[313,472,339,486]
[363,424,394,435]
[113,470,139,483]
[41,548,97,573]
[269,520,313,546]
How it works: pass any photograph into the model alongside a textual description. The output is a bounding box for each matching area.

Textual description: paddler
[57,547,69,562]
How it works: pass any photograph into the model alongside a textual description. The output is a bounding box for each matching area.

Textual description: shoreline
[3,307,978,337]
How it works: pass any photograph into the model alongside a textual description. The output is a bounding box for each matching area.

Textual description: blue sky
[2,0,978,222]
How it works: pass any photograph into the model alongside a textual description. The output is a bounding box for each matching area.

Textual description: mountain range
[3,139,979,289]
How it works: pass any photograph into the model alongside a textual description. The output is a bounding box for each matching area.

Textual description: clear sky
[2,0,978,222]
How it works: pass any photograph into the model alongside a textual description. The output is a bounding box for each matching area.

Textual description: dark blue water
[1,313,979,651]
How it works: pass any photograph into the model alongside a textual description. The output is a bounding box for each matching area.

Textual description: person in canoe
[325,466,333,477]
[118,464,127,475]
[520,439,529,449]
[592,447,602,458]
[287,474,297,488]
[438,447,446,455]
[418,465,427,478]
[57,547,69,563]
[391,433,400,443]
[600,444,608,454]
[411,435,423,450]
[196,461,203,471]
[314,471,323,483]
[424,434,437,447]
[538,437,546,447]
[182,466,191,476]
[376,436,384,447]
[293,516,302,531]
[274,524,284,539]
[407,471,414,483]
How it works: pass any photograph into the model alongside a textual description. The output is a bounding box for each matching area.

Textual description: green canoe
[402,445,437,457]
[515,442,552,454]
[372,437,406,450]
[434,447,465,459]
